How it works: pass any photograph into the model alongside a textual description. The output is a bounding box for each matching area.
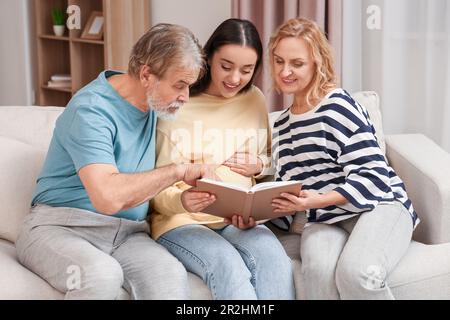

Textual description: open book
[194,179,302,223]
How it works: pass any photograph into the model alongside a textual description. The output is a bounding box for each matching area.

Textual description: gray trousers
[300,202,413,300]
[15,205,188,300]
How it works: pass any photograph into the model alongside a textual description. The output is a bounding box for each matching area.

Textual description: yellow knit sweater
[150,86,270,240]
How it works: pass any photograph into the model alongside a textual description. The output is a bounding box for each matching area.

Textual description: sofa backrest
[0,106,64,151]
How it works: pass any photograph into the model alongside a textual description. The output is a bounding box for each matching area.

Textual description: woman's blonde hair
[269,18,337,107]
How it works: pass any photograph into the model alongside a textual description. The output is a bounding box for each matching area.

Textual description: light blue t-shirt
[32,70,157,221]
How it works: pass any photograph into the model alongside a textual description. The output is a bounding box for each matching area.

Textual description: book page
[197,178,249,192]
[250,180,300,192]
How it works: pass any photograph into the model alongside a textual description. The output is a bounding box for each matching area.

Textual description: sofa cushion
[352,91,386,155]
[0,239,133,300]
[0,236,212,300]
[188,273,213,299]
[271,222,450,299]
[0,106,64,151]
[0,239,62,299]
[388,241,450,299]
[4,235,449,300]
[0,137,46,242]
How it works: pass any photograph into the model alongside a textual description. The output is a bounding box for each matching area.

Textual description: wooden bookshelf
[35,0,150,106]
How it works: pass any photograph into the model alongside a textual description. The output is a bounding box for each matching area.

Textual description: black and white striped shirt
[272,88,419,228]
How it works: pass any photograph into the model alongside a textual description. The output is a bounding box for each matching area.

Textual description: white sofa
[1,92,450,299]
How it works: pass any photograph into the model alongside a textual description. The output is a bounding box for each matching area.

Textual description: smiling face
[272,37,316,97]
[205,44,258,98]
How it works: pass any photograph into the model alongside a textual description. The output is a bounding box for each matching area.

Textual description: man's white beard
[147,95,183,122]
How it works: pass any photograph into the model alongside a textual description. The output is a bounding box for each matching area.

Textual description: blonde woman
[269,18,419,299]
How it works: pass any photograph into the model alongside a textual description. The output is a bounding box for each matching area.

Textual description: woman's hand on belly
[223,152,263,177]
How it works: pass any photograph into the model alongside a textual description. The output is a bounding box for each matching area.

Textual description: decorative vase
[53,25,65,37]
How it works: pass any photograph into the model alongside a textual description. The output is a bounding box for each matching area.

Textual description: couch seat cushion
[272,223,450,299]
[388,241,450,299]
[0,239,212,300]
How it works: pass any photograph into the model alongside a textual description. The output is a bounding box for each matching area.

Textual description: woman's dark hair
[190,18,263,96]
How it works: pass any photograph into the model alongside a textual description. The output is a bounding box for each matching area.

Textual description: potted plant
[52,8,66,36]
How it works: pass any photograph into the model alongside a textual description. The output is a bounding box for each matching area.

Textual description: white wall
[151,0,232,46]
[342,0,362,93]
[0,0,35,106]
[342,0,384,95]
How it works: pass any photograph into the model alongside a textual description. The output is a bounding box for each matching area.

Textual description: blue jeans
[157,224,295,300]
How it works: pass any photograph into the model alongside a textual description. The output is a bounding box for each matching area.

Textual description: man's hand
[223,152,263,177]
[77,162,225,216]
[224,215,258,230]
[178,164,220,187]
[181,190,216,213]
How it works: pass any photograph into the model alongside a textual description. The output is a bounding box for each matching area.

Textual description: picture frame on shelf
[81,11,104,40]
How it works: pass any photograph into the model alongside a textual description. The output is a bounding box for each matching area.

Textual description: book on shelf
[47,80,72,89]
[193,178,302,223]
[50,74,72,82]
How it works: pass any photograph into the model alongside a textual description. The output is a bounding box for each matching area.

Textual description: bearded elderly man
[15,24,214,300]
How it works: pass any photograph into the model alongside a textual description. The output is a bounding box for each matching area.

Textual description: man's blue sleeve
[65,107,117,172]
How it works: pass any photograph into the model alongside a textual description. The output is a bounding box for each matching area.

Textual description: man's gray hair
[128,23,204,79]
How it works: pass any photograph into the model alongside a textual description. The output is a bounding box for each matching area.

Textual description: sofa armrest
[385,134,450,244]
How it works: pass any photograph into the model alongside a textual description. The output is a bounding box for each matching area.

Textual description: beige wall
[150,0,231,45]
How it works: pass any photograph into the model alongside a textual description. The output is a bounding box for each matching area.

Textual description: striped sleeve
[334,122,393,213]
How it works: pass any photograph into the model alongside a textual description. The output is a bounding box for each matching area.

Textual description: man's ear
[139,65,156,88]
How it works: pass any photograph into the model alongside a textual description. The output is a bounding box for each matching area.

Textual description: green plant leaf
[51,8,65,26]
